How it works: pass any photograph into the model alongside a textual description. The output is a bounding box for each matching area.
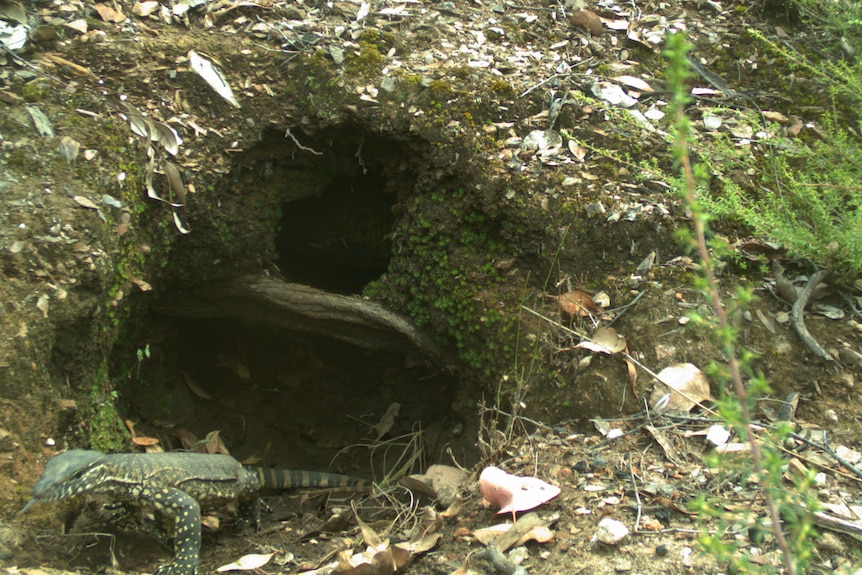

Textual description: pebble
[595,517,629,545]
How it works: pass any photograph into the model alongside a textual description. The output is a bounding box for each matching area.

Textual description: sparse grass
[691,3,862,281]
[703,118,862,279]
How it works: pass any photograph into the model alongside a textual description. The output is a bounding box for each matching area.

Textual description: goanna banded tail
[256,468,371,493]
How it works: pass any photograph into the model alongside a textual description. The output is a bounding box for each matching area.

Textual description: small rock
[595,517,629,545]
[380,76,396,92]
[58,136,81,162]
[613,558,632,572]
[508,546,529,564]
[585,201,605,216]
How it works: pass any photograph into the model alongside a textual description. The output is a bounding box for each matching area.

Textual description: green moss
[451,66,472,80]
[372,188,520,376]
[489,78,515,98]
[358,28,397,53]
[428,80,454,101]
[21,82,50,102]
[6,149,35,169]
[400,73,422,86]
[345,41,385,79]
[83,361,129,452]
[308,48,329,70]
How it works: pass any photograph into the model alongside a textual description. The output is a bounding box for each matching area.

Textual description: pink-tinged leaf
[479,467,560,514]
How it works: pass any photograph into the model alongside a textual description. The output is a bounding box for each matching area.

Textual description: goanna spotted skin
[20,450,370,575]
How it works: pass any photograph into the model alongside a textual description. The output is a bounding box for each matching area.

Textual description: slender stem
[676,108,796,575]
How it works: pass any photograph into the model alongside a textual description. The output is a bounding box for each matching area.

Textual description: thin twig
[789,431,862,480]
[1,46,73,88]
[284,128,323,155]
[629,458,643,531]
[603,290,646,327]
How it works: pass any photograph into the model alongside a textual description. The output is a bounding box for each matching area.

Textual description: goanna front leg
[235,497,261,531]
[144,487,202,575]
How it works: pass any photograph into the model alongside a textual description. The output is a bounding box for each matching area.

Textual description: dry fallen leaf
[418,506,443,536]
[577,326,626,354]
[172,210,190,235]
[649,363,713,412]
[131,435,160,447]
[189,50,241,109]
[624,357,638,387]
[403,464,468,508]
[396,532,442,554]
[448,563,482,575]
[568,139,587,161]
[612,75,654,92]
[163,160,186,205]
[201,514,220,530]
[557,290,598,318]
[124,419,160,447]
[132,0,161,17]
[372,402,400,440]
[131,278,152,292]
[472,523,511,545]
[36,294,49,318]
[216,353,250,380]
[175,428,200,451]
[94,2,126,22]
[204,429,230,455]
[336,538,413,575]
[440,495,463,518]
[73,195,99,210]
[569,9,602,37]
[182,370,213,400]
[473,521,554,546]
[216,552,277,572]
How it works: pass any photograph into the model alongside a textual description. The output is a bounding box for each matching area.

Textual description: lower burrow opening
[123,315,472,480]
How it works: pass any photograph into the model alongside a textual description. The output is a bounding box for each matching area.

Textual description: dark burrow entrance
[121,124,475,484]
[276,171,395,295]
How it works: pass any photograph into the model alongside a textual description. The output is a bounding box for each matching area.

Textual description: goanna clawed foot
[153,559,199,575]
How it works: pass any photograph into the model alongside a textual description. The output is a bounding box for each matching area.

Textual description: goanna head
[19,450,107,514]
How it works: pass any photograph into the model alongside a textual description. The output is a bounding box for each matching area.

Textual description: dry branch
[790,270,833,361]
[160,274,443,361]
